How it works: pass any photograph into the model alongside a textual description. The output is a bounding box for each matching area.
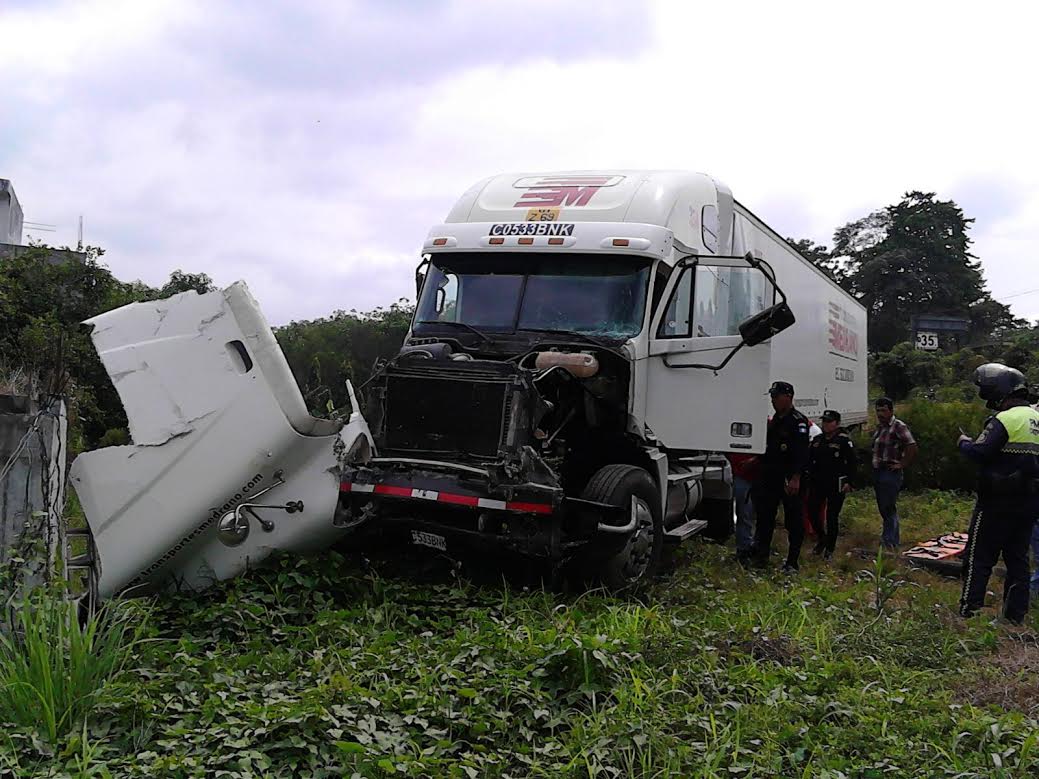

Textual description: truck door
[644,257,780,453]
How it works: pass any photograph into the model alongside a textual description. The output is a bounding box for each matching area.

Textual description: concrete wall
[0,179,23,246]
[0,396,68,596]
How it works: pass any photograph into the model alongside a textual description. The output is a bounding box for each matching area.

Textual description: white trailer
[731,203,868,428]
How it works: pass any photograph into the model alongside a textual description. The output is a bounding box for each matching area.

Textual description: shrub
[0,592,144,743]
[871,342,947,400]
[97,427,129,448]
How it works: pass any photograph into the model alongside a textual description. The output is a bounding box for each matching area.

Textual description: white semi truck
[70,169,866,599]
[337,170,867,588]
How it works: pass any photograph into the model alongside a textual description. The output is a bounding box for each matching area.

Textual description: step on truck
[338,170,868,588]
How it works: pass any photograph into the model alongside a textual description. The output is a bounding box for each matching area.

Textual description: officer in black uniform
[750,381,811,573]
[957,363,1039,624]
[807,409,857,560]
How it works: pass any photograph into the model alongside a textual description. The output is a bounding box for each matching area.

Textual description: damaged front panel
[338,341,634,563]
[371,359,537,464]
[70,282,372,599]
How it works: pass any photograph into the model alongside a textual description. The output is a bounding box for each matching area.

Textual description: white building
[1,179,24,246]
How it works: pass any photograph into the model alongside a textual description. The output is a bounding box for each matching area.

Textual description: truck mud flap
[69,282,373,599]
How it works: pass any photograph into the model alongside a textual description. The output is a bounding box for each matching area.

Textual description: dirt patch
[957,631,1039,715]
[724,633,801,666]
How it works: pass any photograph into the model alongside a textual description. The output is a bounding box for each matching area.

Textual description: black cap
[769,380,794,396]
[822,409,841,423]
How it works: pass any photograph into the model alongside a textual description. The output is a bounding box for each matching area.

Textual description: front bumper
[338,459,631,561]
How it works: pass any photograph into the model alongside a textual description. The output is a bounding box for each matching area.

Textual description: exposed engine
[365,339,631,494]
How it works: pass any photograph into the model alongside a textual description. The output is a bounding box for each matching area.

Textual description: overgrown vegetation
[3,491,1038,777]
[275,301,413,415]
[0,592,143,745]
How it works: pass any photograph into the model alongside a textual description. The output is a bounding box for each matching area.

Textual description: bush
[97,427,129,448]
[871,342,947,400]
[0,592,144,743]
[929,383,977,403]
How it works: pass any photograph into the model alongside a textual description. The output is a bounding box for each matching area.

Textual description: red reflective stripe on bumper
[438,493,480,507]
[375,485,413,498]
[506,501,554,515]
[340,483,553,515]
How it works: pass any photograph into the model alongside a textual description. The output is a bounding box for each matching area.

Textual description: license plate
[411,530,447,551]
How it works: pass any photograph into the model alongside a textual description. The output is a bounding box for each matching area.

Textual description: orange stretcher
[903,532,969,574]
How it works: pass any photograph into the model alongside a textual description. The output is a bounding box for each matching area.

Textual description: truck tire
[699,497,735,542]
[581,464,663,591]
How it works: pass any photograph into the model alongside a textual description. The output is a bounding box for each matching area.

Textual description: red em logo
[513,176,613,208]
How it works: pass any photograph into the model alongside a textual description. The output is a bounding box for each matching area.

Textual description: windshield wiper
[415,320,493,345]
[517,327,622,352]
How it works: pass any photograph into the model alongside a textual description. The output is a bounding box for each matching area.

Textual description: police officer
[807,409,857,560]
[750,381,811,573]
[958,363,1039,624]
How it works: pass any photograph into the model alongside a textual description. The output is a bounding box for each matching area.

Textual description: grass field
[4,490,1039,778]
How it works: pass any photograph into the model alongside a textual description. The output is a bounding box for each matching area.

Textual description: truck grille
[383,374,511,458]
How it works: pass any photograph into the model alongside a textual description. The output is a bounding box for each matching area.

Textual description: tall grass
[0,593,143,743]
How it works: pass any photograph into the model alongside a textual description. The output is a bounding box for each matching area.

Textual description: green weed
[0,592,144,744]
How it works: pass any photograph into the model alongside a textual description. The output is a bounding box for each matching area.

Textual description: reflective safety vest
[995,405,1039,455]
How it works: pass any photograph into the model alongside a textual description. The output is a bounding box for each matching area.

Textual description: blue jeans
[1031,520,1039,593]
[733,475,756,553]
[874,468,904,547]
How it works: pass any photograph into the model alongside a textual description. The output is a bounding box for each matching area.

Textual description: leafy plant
[0,592,144,743]
[857,546,906,616]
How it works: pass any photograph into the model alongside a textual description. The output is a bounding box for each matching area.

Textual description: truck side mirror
[415,258,430,298]
[738,301,796,347]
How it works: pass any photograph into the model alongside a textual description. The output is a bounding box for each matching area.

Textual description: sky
[2,0,1038,326]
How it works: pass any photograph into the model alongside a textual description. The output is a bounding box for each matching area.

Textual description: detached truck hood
[70,281,372,599]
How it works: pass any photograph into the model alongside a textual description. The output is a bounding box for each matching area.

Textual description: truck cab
[338,171,801,588]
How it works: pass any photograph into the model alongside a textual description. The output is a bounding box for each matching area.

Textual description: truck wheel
[581,464,663,591]
[699,497,734,543]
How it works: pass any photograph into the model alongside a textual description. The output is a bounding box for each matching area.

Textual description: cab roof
[445,170,728,252]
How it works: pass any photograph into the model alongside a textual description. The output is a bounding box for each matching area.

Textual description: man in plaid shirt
[871,397,918,549]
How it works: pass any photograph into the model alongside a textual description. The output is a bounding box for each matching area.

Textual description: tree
[870,342,947,400]
[832,192,1019,351]
[159,269,216,297]
[275,300,414,415]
